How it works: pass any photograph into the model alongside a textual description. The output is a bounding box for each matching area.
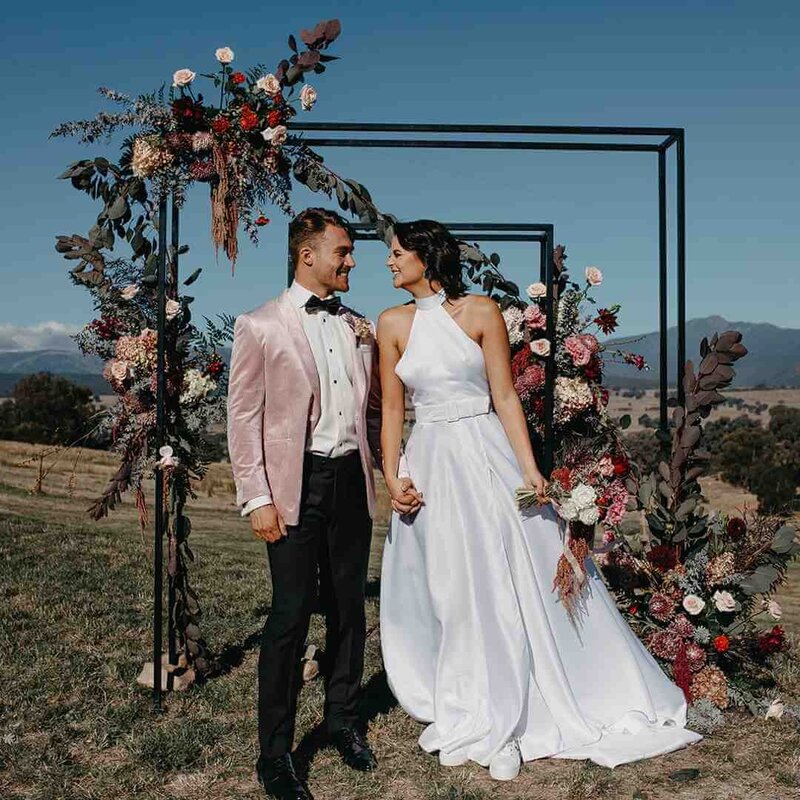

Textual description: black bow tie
[304,295,342,315]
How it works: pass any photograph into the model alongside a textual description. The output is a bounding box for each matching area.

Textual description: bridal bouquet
[506,247,646,616]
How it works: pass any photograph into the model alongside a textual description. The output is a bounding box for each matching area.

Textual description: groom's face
[302,223,356,295]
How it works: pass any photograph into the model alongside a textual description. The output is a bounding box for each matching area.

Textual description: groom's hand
[250,504,287,543]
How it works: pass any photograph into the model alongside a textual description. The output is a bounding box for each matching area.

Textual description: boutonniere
[342,311,374,346]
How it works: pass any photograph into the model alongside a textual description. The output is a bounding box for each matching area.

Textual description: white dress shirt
[241,280,360,515]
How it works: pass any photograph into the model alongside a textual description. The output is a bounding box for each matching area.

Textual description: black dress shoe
[256,754,314,800]
[330,727,378,772]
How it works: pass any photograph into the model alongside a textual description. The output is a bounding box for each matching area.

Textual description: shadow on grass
[292,669,398,778]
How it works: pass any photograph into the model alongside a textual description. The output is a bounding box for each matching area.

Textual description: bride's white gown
[379,291,701,769]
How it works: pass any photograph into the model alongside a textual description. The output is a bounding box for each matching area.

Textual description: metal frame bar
[291,121,686,429]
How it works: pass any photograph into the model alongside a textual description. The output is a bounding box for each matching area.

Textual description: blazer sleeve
[227,314,272,507]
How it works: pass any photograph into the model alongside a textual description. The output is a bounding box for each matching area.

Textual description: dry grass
[0,439,798,799]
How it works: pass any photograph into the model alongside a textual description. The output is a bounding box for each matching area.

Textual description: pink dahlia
[648,592,676,623]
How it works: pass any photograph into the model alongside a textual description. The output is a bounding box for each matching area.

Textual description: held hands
[250,503,287,543]
[388,476,424,516]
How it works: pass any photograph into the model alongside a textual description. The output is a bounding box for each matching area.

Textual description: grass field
[1,439,799,800]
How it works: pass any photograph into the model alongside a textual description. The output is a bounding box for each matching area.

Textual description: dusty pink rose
[530,338,551,357]
[597,455,615,477]
[767,600,782,620]
[120,284,140,300]
[523,304,547,330]
[579,333,600,353]
[526,282,547,299]
[165,299,182,321]
[585,266,603,286]
[110,360,130,383]
[215,47,234,64]
[172,69,196,88]
[158,445,178,469]
[300,84,318,111]
[564,335,591,366]
[261,125,288,146]
[256,74,281,94]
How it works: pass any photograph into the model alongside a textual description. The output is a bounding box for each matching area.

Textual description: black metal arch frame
[341,221,557,473]
[292,122,687,425]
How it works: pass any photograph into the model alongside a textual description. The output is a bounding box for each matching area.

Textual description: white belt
[414,396,492,424]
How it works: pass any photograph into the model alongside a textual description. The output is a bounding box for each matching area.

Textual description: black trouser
[258,450,372,759]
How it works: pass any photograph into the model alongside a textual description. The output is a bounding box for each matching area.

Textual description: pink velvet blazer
[227,290,382,527]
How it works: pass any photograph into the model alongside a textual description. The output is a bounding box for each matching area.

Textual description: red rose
[255,215,270,226]
[629,604,638,615]
[713,635,730,653]
[267,109,283,128]
[726,517,746,538]
[231,72,246,85]
[211,116,231,134]
[240,106,259,131]
[612,455,629,476]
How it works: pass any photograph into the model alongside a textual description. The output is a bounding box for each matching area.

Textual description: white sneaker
[439,750,468,767]
[489,739,521,781]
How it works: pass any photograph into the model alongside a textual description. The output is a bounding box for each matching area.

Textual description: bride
[376,220,701,780]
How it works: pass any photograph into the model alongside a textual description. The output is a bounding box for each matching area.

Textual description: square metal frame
[291,122,686,430]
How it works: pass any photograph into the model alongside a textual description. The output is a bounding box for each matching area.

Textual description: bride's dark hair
[394,220,467,298]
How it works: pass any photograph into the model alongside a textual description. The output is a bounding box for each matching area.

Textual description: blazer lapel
[276,290,321,401]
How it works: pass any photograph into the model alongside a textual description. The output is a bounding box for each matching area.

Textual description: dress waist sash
[414,395,492,424]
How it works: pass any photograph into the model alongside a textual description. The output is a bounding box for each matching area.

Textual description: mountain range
[0,316,797,395]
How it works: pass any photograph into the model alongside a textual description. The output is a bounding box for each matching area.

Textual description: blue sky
[1,0,798,350]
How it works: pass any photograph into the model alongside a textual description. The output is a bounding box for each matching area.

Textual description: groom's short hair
[289,208,354,267]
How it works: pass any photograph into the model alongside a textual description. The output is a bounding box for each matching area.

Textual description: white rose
[256,73,281,95]
[110,360,129,382]
[165,299,182,321]
[560,499,579,521]
[526,282,547,299]
[682,594,706,616]
[571,483,597,509]
[767,600,782,620]
[120,284,140,300]
[172,69,196,88]
[578,505,600,526]
[530,338,551,357]
[158,444,177,469]
[300,84,318,111]
[261,125,288,146]
[215,47,234,64]
[585,266,603,286]
[765,699,784,720]
[713,590,736,613]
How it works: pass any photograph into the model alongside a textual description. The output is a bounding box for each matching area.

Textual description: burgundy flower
[685,641,707,672]
[757,625,786,656]
[189,159,216,182]
[668,615,697,639]
[726,517,746,539]
[594,307,619,335]
[648,592,676,622]
[646,544,679,573]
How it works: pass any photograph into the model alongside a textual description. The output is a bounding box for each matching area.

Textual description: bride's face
[386,236,426,290]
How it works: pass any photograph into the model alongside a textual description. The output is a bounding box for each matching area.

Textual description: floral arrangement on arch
[599,510,795,724]
[52,19,343,267]
[505,247,648,617]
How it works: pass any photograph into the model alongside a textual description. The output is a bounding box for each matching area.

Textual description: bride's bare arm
[377,308,424,513]
[474,298,548,493]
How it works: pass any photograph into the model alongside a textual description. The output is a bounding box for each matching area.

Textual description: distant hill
[0,317,797,395]
[604,316,800,389]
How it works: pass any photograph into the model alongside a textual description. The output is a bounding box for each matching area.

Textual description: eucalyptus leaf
[183,268,203,286]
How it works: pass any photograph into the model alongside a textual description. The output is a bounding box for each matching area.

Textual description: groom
[228,208,419,800]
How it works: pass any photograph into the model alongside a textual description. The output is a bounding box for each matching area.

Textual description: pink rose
[597,455,615,477]
[172,69,196,88]
[585,266,603,286]
[530,338,551,357]
[300,84,318,111]
[110,360,130,383]
[261,125,288,146]
[523,304,547,330]
[526,282,547,299]
[165,299,182,321]
[579,333,600,353]
[215,47,234,64]
[120,284,140,300]
[256,74,281,94]
[564,335,591,366]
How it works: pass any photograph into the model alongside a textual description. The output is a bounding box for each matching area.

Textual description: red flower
[622,352,647,371]
[231,71,246,85]
[629,604,639,615]
[594,308,619,335]
[757,625,785,656]
[726,517,746,538]
[511,347,533,380]
[211,116,231,134]
[584,355,602,382]
[713,635,730,653]
[672,644,693,703]
[551,467,572,492]
[611,454,629,476]
[267,109,283,127]
[239,106,259,131]
[255,215,270,226]
[205,356,225,378]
